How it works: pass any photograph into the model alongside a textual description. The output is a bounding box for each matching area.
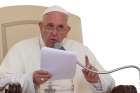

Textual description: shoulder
[14,37,38,47]
[64,39,86,48]
[65,39,96,56]
[64,39,93,54]
[8,37,39,52]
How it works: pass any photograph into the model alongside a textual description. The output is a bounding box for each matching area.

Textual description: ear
[64,26,71,37]
[38,22,43,32]
[67,26,71,32]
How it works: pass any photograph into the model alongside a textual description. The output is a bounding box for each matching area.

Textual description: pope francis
[0,5,115,93]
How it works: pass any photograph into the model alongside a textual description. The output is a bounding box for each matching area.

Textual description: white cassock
[0,37,115,93]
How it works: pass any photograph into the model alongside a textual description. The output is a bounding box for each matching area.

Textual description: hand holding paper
[40,47,77,80]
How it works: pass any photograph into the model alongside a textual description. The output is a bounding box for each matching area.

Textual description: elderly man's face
[39,11,70,47]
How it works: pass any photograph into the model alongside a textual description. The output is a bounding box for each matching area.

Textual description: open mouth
[50,38,58,43]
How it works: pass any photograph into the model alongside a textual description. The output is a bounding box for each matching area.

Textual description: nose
[51,29,58,36]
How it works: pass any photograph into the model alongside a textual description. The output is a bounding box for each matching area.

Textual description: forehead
[42,11,68,23]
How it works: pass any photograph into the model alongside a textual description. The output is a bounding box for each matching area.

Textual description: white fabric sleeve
[92,81,103,91]
[0,71,36,93]
[19,72,36,93]
[83,46,115,93]
[0,45,37,93]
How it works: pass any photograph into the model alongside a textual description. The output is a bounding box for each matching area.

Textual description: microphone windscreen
[53,42,62,49]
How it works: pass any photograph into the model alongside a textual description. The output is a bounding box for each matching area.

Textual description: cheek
[41,31,50,40]
[62,32,68,38]
[59,34,67,40]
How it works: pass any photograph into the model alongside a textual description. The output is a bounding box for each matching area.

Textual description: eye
[57,25,65,31]
[46,23,54,30]
[58,25,64,28]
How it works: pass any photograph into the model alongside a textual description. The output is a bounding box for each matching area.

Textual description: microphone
[53,42,140,89]
[53,42,65,50]
[77,62,140,75]
[54,42,62,49]
[53,43,140,81]
[77,61,140,89]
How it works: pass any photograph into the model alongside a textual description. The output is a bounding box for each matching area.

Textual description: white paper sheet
[40,47,77,80]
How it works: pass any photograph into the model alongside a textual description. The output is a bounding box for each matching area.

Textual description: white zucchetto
[42,5,69,16]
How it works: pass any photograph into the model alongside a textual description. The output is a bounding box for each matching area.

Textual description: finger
[17,83,22,93]
[82,69,87,75]
[35,74,51,84]
[87,71,96,78]
[85,73,99,83]
[85,56,90,66]
[15,83,18,93]
[5,89,8,93]
[36,70,50,75]
[85,64,93,74]
[8,84,13,93]
[91,74,100,83]
[14,83,20,93]
[33,74,51,85]
[33,70,52,80]
[12,83,17,93]
[36,73,52,79]
[82,67,96,78]
[82,68,90,77]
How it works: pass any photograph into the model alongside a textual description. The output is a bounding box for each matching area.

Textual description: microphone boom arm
[77,62,140,83]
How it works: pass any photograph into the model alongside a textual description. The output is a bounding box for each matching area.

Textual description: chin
[46,43,54,48]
